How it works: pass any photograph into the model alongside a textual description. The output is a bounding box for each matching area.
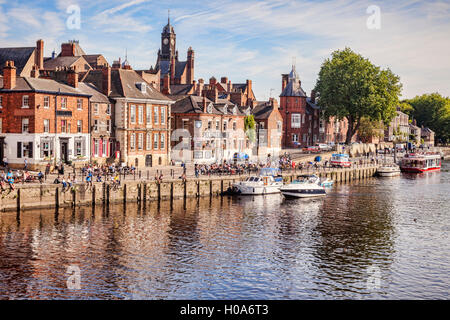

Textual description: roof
[252,101,274,120]
[0,76,91,97]
[77,82,109,103]
[172,95,245,116]
[280,79,307,97]
[0,47,35,76]
[169,84,194,95]
[306,97,320,110]
[110,69,171,102]
[157,60,187,78]
[82,54,104,66]
[43,56,82,70]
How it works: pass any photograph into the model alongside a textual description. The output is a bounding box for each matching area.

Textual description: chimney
[205,87,218,103]
[67,67,78,88]
[162,73,171,95]
[35,39,44,70]
[246,79,252,95]
[170,57,175,84]
[102,66,111,96]
[192,80,197,92]
[3,61,17,89]
[221,77,228,84]
[281,74,288,91]
[30,65,39,78]
[196,78,204,96]
[187,47,194,85]
[227,80,232,92]
[311,90,316,104]
[203,96,207,113]
[209,77,217,86]
[61,42,76,57]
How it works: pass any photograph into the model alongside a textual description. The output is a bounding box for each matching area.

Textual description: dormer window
[136,82,147,93]
[207,104,213,113]
[223,106,227,114]
[233,106,237,115]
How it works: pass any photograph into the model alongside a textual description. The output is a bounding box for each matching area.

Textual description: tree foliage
[244,115,256,143]
[314,47,402,144]
[357,117,384,143]
[403,93,450,144]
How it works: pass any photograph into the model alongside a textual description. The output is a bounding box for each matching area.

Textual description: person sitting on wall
[61,177,68,191]
[96,174,102,183]
[37,171,44,184]
[54,175,61,184]
[7,171,14,191]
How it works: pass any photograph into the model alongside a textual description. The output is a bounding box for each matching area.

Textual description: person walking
[3,156,8,169]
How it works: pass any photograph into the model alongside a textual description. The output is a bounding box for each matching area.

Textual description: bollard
[123,184,127,205]
[106,184,110,207]
[16,188,21,213]
[55,187,60,209]
[92,185,96,207]
[147,170,149,180]
[139,171,141,179]
[72,187,76,207]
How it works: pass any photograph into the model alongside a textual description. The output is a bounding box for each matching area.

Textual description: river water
[0,162,449,300]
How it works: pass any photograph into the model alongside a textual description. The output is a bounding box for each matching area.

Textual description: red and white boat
[400,153,441,173]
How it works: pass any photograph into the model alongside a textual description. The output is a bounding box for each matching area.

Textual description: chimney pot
[3,60,17,89]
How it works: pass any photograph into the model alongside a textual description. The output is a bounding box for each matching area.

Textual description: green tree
[314,48,402,144]
[398,101,414,116]
[244,115,256,143]
[404,93,450,144]
[358,117,384,143]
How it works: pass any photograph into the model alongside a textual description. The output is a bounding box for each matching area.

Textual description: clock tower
[160,14,176,61]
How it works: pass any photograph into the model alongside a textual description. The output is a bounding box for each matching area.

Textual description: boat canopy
[332,154,349,158]
[259,168,281,176]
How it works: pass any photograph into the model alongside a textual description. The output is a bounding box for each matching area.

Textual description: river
[0,162,449,299]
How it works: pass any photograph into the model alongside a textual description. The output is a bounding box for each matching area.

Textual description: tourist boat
[330,154,351,168]
[400,153,441,173]
[377,163,401,177]
[280,175,326,198]
[232,168,283,195]
[320,178,334,187]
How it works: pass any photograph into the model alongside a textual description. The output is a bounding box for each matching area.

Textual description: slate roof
[158,60,187,79]
[306,97,320,110]
[77,82,109,103]
[172,95,245,116]
[169,84,194,95]
[252,101,274,120]
[280,79,307,97]
[0,76,91,97]
[109,69,172,102]
[0,47,35,76]
[43,56,82,70]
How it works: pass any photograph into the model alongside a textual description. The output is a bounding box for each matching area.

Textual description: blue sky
[1,0,449,100]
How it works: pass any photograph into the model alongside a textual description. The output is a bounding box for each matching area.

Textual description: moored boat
[330,154,351,168]
[280,175,326,198]
[232,168,283,195]
[400,153,441,173]
[377,164,401,177]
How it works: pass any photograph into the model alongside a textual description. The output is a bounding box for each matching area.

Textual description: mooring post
[143,183,147,206]
[55,187,59,209]
[92,185,96,207]
[16,188,21,213]
[72,187,76,208]
[106,184,110,207]
[123,184,127,205]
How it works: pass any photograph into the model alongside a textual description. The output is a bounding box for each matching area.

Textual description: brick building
[151,18,195,88]
[252,98,283,158]
[171,94,252,164]
[279,65,321,148]
[109,68,173,167]
[0,61,91,170]
[385,107,410,142]
[0,39,45,77]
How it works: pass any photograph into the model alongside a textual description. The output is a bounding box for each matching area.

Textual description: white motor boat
[232,168,283,195]
[320,178,334,188]
[377,164,401,177]
[280,175,326,198]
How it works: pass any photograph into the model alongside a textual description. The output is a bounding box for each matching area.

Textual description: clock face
[170,38,175,45]
[163,38,169,45]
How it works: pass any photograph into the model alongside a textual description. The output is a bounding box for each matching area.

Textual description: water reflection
[0,163,449,299]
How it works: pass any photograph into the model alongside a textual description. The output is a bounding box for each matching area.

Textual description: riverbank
[0,165,378,212]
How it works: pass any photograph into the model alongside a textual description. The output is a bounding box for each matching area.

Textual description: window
[223,120,228,131]
[216,120,220,131]
[0,96,2,108]
[106,120,111,133]
[138,105,143,124]
[42,141,51,157]
[153,133,159,149]
[61,97,67,109]
[77,120,82,133]
[94,139,99,156]
[154,107,159,124]
[302,114,306,124]
[94,103,99,114]
[22,118,29,133]
[130,105,136,123]
[182,120,189,130]
[102,139,107,157]
[160,133,165,149]
[208,121,212,130]
[277,121,282,133]
[0,118,2,133]
[138,133,143,150]
[291,114,301,128]
[93,120,98,132]
[146,133,151,150]
[161,107,166,124]
[195,120,202,129]
[68,122,71,133]
[77,99,82,110]
[75,140,82,156]
[106,104,111,115]
[44,119,50,133]
[22,96,29,108]
[233,122,237,130]
[319,119,324,133]
[130,133,135,150]
[44,96,49,108]
[146,105,151,124]
[61,120,67,133]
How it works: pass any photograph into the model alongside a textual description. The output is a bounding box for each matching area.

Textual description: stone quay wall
[0,165,379,212]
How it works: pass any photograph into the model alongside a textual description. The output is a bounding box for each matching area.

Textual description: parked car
[302,146,320,153]
[316,143,332,151]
